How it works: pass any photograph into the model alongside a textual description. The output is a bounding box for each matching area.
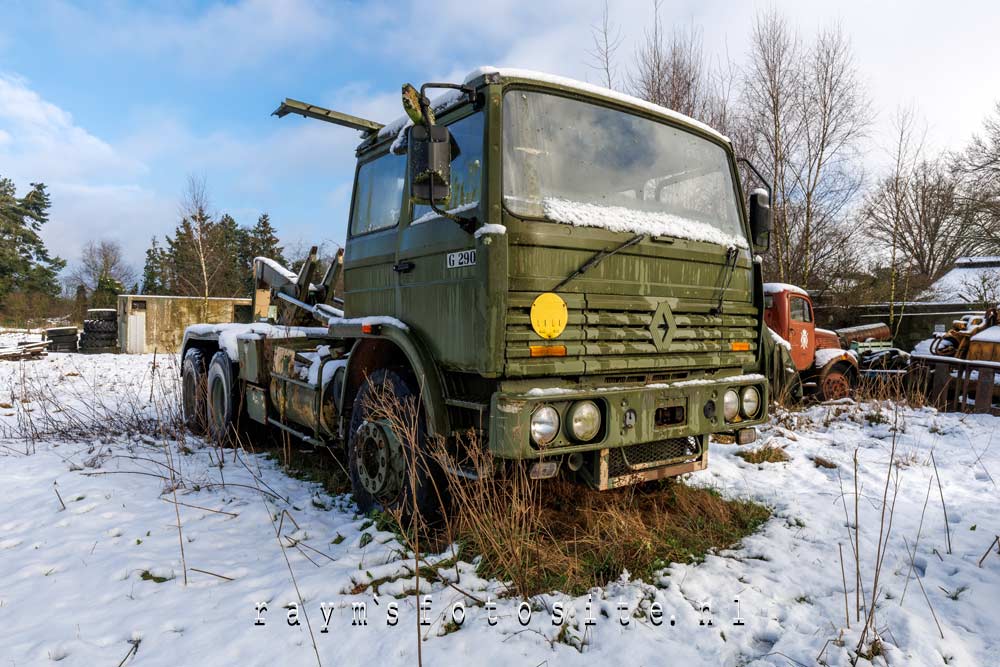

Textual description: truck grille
[504,292,758,376]
[608,437,701,477]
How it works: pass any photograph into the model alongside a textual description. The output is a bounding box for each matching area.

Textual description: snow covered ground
[2,352,999,666]
[0,328,42,348]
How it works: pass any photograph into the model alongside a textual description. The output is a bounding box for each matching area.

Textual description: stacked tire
[45,327,79,353]
[80,309,118,353]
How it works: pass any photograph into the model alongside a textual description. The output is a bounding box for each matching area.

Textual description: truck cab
[182,68,774,516]
[763,282,857,400]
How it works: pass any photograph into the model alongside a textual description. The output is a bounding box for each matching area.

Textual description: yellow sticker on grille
[530,293,568,339]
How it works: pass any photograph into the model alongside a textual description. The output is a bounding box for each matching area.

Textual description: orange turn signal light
[361,324,373,334]
[731,341,751,352]
[530,345,567,358]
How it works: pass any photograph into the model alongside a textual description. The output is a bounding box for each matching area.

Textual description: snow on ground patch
[2,354,1000,665]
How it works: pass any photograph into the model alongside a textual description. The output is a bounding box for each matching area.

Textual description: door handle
[392,261,415,273]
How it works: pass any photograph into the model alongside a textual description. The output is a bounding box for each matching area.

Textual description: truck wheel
[820,363,853,401]
[182,348,208,434]
[347,369,445,522]
[206,351,239,444]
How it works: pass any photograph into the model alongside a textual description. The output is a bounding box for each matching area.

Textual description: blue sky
[2,0,999,275]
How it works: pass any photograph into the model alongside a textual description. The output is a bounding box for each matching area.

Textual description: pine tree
[92,273,124,308]
[141,236,166,295]
[216,213,246,297]
[241,213,286,293]
[0,177,66,303]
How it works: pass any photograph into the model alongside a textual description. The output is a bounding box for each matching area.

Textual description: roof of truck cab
[369,66,730,152]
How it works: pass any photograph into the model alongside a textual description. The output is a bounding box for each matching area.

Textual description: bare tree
[861,106,925,325]
[67,239,136,291]
[953,102,1000,245]
[959,269,1000,305]
[793,24,872,285]
[587,0,623,90]
[863,157,983,285]
[630,2,708,118]
[166,174,242,299]
[742,9,803,282]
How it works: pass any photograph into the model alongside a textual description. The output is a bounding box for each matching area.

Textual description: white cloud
[46,0,337,73]
[0,74,164,268]
[0,74,144,183]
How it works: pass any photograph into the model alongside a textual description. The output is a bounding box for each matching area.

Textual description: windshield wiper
[710,245,740,315]
[553,234,645,292]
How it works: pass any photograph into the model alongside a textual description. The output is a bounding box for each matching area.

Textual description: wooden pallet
[0,340,50,361]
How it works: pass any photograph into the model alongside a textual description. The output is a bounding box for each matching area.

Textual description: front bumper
[489,375,768,486]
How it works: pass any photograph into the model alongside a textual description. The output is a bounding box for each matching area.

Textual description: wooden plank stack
[0,340,50,361]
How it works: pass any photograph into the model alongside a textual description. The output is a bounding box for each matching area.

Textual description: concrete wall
[118,295,252,354]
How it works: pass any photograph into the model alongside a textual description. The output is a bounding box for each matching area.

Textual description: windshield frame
[499,84,751,245]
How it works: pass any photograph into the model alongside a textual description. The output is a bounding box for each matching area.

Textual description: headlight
[530,405,560,446]
[723,389,740,421]
[741,386,761,418]
[567,400,602,442]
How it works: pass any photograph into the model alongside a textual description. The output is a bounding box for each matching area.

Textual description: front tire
[347,369,445,522]
[820,363,854,401]
[182,348,208,434]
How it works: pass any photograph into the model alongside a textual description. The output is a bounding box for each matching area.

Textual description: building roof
[920,256,1000,302]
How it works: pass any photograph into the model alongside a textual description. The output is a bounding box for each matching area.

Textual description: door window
[790,296,812,322]
[350,152,405,236]
[412,112,484,224]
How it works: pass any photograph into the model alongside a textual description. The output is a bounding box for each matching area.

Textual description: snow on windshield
[502,90,746,246]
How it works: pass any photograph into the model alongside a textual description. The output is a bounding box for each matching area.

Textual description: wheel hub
[823,372,851,400]
[354,420,404,500]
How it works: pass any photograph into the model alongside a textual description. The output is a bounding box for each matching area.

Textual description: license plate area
[654,400,686,428]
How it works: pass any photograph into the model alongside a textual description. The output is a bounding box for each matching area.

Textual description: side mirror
[749,190,771,251]
[408,124,452,206]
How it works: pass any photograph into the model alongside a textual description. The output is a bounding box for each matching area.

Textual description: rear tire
[84,319,116,334]
[182,348,208,434]
[206,351,239,444]
[87,309,117,321]
[347,369,446,522]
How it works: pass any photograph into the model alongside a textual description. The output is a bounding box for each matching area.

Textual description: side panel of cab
[395,107,488,372]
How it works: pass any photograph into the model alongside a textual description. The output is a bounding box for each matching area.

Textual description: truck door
[788,294,815,371]
[342,150,407,319]
[395,111,485,370]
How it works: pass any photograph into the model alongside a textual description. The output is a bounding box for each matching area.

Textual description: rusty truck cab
[764,282,857,399]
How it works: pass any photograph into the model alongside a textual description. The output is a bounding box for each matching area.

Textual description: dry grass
[343,376,774,600]
[736,444,790,464]
[813,456,837,469]
[431,432,771,598]
[0,355,184,448]
[853,371,927,408]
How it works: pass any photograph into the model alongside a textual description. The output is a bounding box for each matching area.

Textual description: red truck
[763,283,889,401]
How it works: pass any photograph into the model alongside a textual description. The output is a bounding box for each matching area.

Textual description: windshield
[502,90,746,247]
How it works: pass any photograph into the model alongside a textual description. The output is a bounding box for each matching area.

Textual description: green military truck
[180,67,773,517]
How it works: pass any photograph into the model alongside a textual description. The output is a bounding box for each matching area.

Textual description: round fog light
[741,386,761,418]
[567,400,602,442]
[723,389,740,421]
[530,405,560,446]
